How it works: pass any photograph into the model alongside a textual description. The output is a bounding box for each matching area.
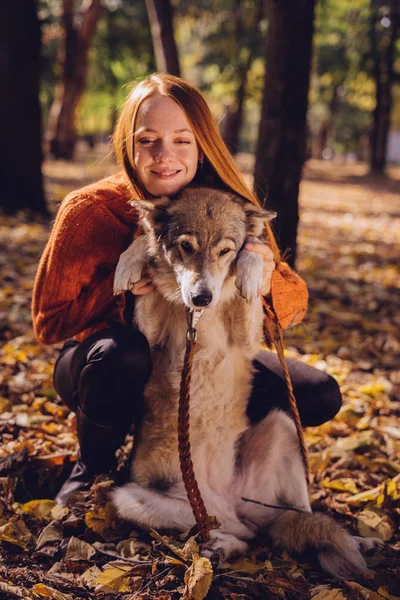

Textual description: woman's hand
[245,242,275,296]
[130,267,156,296]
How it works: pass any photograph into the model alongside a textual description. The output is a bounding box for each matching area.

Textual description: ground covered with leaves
[0,149,399,599]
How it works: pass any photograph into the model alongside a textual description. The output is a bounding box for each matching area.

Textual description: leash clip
[186,307,203,342]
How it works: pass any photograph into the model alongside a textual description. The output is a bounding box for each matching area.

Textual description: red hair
[113,73,280,262]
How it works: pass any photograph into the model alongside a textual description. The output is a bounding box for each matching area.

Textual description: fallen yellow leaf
[321,478,358,494]
[183,554,213,600]
[21,499,56,521]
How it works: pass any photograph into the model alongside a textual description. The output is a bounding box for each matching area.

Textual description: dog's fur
[112,187,382,579]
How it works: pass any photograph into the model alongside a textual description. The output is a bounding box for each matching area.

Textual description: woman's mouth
[151,170,181,180]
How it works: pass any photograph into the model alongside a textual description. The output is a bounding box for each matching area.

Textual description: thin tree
[145,0,180,76]
[46,0,102,160]
[221,0,264,155]
[254,0,316,267]
[369,0,399,174]
[0,0,47,214]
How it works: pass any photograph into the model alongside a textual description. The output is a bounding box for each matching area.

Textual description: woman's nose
[154,141,174,162]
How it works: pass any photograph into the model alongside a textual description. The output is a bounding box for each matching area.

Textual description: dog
[112,187,382,579]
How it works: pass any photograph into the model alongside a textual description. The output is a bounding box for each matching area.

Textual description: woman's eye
[180,241,193,253]
[138,139,155,145]
[219,248,231,256]
[175,140,191,145]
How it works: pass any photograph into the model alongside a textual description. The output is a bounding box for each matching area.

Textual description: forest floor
[0,146,399,599]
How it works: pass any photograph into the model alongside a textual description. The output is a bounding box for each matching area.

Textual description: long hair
[113,73,281,262]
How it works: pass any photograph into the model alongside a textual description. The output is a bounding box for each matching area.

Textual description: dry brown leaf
[0,579,31,600]
[0,515,32,548]
[311,586,347,600]
[65,536,96,561]
[183,554,213,600]
[357,509,394,542]
[32,583,73,600]
[80,565,102,589]
[36,521,63,549]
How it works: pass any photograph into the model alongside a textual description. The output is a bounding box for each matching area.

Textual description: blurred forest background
[0,2,400,599]
[1,0,399,262]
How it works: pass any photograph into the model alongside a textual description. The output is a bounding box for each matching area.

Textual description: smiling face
[133,94,200,197]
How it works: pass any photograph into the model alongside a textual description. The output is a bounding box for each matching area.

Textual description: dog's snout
[192,291,213,307]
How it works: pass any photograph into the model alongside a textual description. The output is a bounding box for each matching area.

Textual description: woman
[32,74,341,506]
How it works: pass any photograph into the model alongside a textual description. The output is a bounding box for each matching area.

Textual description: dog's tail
[268,511,367,579]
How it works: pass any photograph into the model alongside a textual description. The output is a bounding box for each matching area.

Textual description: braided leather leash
[261,297,310,485]
[178,303,310,543]
[178,308,212,541]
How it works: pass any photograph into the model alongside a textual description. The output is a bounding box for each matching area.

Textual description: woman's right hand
[130,267,156,295]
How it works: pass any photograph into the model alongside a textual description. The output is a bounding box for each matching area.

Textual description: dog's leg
[235,236,264,301]
[112,482,195,532]
[235,410,383,579]
[236,410,311,531]
[268,511,383,580]
[201,531,249,563]
[113,235,147,295]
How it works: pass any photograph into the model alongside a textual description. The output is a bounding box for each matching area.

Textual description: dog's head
[131,188,275,309]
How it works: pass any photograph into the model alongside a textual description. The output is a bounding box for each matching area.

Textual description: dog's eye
[219,248,231,256]
[180,241,193,253]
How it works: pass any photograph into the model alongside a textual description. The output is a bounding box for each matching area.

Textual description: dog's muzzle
[192,291,213,307]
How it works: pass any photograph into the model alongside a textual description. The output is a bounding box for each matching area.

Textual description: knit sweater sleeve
[266,262,308,329]
[32,194,131,344]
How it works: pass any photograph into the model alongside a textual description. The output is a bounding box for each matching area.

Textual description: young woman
[32,74,341,506]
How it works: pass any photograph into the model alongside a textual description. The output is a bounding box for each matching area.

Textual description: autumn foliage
[0,153,399,598]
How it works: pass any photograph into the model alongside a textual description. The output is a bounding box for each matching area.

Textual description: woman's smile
[134,94,200,197]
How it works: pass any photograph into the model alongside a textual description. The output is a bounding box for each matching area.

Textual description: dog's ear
[244,203,276,237]
[130,197,172,235]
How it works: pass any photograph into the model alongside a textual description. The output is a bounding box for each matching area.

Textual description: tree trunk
[0,0,47,214]
[221,0,264,155]
[145,0,180,76]
[254,0,316,267]
[311,85,338,159]
[369,0,399,174]
[46,0,102,160]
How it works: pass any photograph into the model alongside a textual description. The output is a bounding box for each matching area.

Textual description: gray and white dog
[112,187,382,579]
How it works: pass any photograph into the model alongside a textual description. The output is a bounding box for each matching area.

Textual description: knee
[322,376,342,421]
[302,374,342,427]
[76,328,152,425]
[86,327,152,386]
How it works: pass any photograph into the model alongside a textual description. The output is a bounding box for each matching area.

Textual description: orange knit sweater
[32,172,308,345]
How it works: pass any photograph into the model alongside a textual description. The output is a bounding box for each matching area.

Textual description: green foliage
[38,0,154,137]
[37,0,400,153]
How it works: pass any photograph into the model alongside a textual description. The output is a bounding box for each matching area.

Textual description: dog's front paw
[113,236,147,295]
[235,241,264,301]
[201,531,248,566]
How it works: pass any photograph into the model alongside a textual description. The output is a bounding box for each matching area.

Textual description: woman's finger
[131,282,156,296]
[130,275,155,295]
[245,242,274,260]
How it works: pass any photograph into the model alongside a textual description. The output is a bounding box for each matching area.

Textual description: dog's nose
[192,291,213,307]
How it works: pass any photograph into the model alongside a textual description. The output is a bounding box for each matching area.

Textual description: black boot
[55,406,131,507]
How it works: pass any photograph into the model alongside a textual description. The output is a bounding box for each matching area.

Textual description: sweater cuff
[266,262,308,329]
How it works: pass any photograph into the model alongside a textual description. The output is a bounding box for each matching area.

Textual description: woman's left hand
[245,242,275,296]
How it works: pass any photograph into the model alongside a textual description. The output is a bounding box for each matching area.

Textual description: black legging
[54,323,342,429]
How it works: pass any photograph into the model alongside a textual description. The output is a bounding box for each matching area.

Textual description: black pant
[54,324,342,429]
